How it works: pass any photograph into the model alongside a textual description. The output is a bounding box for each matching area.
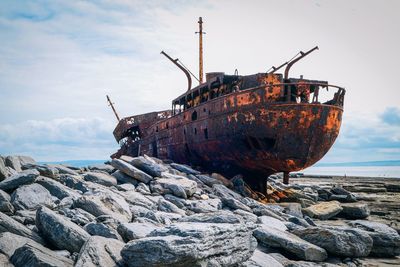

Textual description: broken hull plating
[119,85,343,179]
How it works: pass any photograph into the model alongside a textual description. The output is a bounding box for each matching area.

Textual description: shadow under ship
[110,18,345,189]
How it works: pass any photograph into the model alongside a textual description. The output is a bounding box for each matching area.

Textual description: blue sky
[0,0,399,163]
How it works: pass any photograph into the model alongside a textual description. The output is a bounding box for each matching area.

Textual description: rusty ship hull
[112,76,344,185]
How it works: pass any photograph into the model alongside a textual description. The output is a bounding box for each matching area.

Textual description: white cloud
[0,117,118,161]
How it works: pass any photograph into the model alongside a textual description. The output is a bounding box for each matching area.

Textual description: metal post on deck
[283,172,289,185]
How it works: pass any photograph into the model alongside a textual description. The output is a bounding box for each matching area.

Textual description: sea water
[301,166,400,178]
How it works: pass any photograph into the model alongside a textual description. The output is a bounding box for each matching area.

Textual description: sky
[0,0,399,163]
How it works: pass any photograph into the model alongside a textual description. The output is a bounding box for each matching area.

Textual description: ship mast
[106,95,120,122]
[195,17,205,84]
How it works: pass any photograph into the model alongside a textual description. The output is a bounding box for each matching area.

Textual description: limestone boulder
[196,174,223,187]
[179,210,243,224]
[84,171,117,187]
[258,216,288,232]
[121,222,257,267]
[123,191,156,209]
[222,196,252,212]
[22,163,59,179]
[112,170,139,185]
[75,236,125,267]
[0,232,39,258]
[11,183,55,210]
[111,159,153,183]
[84,221,122,240]
[186,198,222,213]
[253,225,327,262]
[339,203,370,219]
[170,163,200,175]
[36,176,80,200]
[302,201,343,220]
[122,155,168,177]
[74,192,132,222]
[36,206,90,253]
[0,169,39,192]
[117,222,160,242]
[60,208,96,226]
[0,189,14,214]
[10,242,73,267]
[0,211,45,244]
[150,176,197,199]
[0,157,7,181]
[350,220,400,257]
[292,226,373,257]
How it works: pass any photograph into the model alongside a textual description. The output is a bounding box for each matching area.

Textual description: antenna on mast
[106,95,120,122]
[195,17,205,84]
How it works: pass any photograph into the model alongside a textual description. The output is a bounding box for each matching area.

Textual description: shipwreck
[110,17,345,192]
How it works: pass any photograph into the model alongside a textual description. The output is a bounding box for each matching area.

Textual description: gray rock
[234,209,258,224]
[5,156,23,172]
[349,220,400,256]
[84,171,117,187]
[158,198,186,215]
[60,208,96,226]
[117,222,160,242]
[222,196,252,212]
[22,163,59,179]
[88,164,115,174]
[36,176,80,200]
[112,170,139,185]
[84,222,122,240]
[179,210,243,224]
[196,174,222,187]
[328,193,357,203]
[0,232,39,258]
[122,155,168,177]
[15,210,37,225]
[0,157,7,181]
[123,191,156,209]
[74,192,132,222]
[164,194,187,209]
[11,242,73,267]
[339,203,370,219]
[59,174,88,193]
[213,184,243,201]
[151,176,197,199]
[121,222,257,267]
[75,236,125,267]
[111,159,153,183]
[49,164,79,176]
[186,198,222,213]
[130,204,153,218]
[258,216,288,231]
[11,183,54,210]
[292,226,373,257]
[279,202,303,218]
[0,169,40,192]
[302,201,343,220]
[170,163,200,175]
[135,182,151,195]
[0,254,12,267]
[0,211,45,244]
[0,189,14,214]
[243,249,284,267]
[116,183,136,191]
[149,211,183,224]
[253,225,327,262]
[36,206,90,253]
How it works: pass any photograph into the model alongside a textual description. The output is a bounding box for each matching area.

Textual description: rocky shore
[0,154,399,266]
